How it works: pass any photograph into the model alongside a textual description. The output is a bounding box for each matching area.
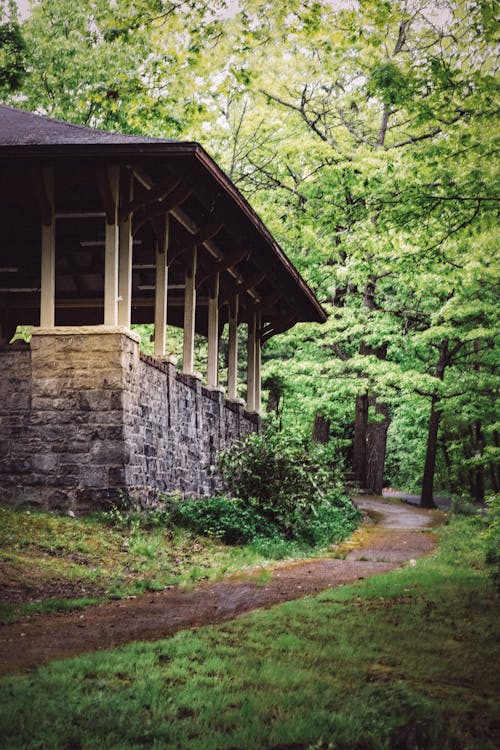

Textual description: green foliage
[218,426,359,546]
[3,0,498,499]
[169,495,275,544]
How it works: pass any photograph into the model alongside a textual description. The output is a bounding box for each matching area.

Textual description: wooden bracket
[261,311,298,342]
[222,272,265,308]
[133,185,193,235]
[96,166,118,225]
[196,246,248,289]
[31,168,53,226]
[255,290,283,313]
[175,220,224,256]
[119,174,181,221]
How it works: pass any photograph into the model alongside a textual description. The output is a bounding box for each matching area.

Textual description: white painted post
[182,246,197,374]
[246,311,257,412]
[227,295,239,400]
[207,272,220,387]
[154,217,169,357]
[118,172,133,328]
[40,167,55,328]
[255,312,262,413]
[104,165,120,326]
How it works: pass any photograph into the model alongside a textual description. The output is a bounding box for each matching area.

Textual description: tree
[3,0,498,502]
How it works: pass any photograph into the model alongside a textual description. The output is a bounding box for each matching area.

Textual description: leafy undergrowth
[1,515,499,749]
[0,501,357,625]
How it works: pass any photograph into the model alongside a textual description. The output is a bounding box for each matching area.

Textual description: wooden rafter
[254,289,283,312]
[119,174,181,221]
[174,220,224,257]
[196,246,249,289]
[261,311,298,342]
[222,272,265,308]
[132,185,193,235]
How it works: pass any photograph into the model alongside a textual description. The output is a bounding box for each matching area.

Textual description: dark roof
[0,102,172,145]
[0,104,326,327]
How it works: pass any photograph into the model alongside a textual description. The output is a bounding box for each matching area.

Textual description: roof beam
[119,174,181,221]
[196,246,249,289]
[130,165,155,190]
[254,290,283,313]
[132,185,193,234]
[261,311,298,342]
[222,272,265,308]
[174,220,223,257]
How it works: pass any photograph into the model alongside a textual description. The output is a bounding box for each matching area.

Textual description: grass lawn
[0,512,498,749]
[0,503,355,625]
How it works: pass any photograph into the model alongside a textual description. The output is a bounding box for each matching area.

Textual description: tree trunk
[312,414,331,444]
[366,400,389,495]
[472,420,485,502]
[420,339,449,508]
[352,393,368,486]
[489,430,499,492]
[420,396,440,508]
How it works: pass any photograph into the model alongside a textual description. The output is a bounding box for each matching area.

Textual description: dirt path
[0,496,444,676]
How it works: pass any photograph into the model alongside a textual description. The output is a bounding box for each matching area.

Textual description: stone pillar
[40,167,55,328]
[104,166,120,326]
[246,311,257,412]
[182,247,197,375]
[118,172,133,328]
[227,295,239,400]
[207,272,219,388]
[154,218,169,358]
[29,326,140,511]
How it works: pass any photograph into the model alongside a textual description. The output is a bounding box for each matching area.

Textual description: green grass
[0,514,498,749]
[0,504,354,624]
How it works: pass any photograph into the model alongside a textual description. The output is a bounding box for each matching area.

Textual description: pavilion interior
[0,160,319,345]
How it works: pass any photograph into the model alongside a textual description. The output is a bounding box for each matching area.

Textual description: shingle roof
[0,103,175,146]
[0,104,327,327]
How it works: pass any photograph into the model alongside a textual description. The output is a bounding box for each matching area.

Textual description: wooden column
[40,167,55,328]
[227,295,239,400]
[103,166,120,326]
[118,172,133,328]
[182,246,197,374]
[207,272,220,387]
[154,217,169,357]
[255,312,262,413]
[246,311,257,412]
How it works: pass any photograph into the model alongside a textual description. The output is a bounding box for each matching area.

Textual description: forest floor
[0,496,444,675]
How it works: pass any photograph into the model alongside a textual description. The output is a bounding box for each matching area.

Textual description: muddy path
[0,497,444,676]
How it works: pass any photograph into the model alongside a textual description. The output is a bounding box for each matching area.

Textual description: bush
[217,426,359,546]
[94,426,360,552]
[169,495,276,544]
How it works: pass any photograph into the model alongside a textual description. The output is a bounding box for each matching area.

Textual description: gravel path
[0,496,445,676]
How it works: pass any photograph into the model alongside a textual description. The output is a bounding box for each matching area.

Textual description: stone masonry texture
[0,330,258,512]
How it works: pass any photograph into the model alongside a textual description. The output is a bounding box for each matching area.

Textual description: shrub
[169,495,276,544]
[218,426,359,546]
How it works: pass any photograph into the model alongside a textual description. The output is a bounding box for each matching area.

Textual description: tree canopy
[2,0,498,503]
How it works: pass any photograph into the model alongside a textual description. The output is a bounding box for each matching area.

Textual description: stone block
[32,454,59,473]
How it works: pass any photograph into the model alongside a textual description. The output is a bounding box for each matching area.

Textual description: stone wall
[0,328,259,512]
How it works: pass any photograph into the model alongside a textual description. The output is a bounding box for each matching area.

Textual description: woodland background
[1,0,498,505]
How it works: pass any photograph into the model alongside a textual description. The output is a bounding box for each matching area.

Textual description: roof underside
[0,105,326,339]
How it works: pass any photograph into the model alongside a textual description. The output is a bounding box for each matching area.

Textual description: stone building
[0,104,325,511]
